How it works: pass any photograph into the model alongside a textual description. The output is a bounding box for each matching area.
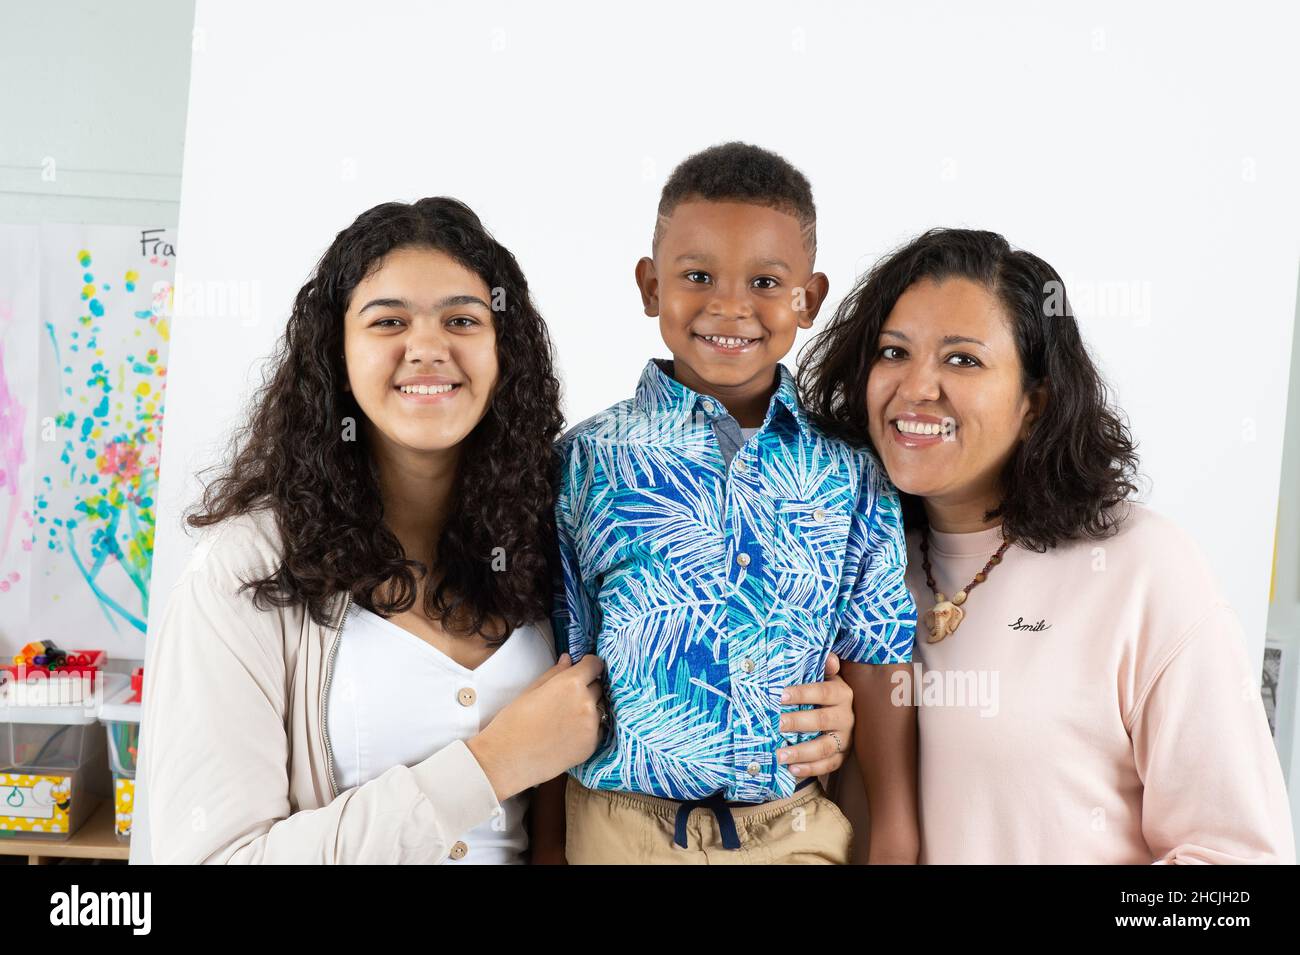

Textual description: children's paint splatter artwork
[0,319,34,595]
[0,226,174,656]
[0,230,41,628]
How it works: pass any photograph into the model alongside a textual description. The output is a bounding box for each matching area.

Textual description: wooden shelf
[0,800,129,864]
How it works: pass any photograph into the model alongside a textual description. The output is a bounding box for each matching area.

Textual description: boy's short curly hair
[654,141,817,259]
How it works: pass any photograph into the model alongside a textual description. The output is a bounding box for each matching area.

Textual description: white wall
[153,0,1300,676]
[0,0,194,228]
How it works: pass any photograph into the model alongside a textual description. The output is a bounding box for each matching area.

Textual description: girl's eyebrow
[432,294,492,311]
[358,297,409,314]
[358,294,490,315]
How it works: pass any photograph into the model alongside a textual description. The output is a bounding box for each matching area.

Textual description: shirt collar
[634,359,811,440]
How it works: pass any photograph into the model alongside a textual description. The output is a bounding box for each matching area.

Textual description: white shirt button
[734,459,746,472]
[449,840,469,860]
[457,687,477,707]
[702,399,717,414]
[813,508,828,522]
[736,553,750,568]
[746,763,761,777]
[741,657,755,673]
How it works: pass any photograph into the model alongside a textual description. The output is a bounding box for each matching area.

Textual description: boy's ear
[794,272,830,329]
[634,256,659,317]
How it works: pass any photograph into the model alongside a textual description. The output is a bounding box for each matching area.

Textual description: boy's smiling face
[635,199,828,417]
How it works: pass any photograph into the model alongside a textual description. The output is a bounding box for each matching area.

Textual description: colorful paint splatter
[33,246,171,635]
[0,228,40,622]
[0,305,35,597]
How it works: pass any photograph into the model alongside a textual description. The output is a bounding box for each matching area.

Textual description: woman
[802,228,1295,864]
[138,197,856,864]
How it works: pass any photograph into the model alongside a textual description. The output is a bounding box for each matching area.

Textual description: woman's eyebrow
[880,329,989,349]
[942,334,989,349]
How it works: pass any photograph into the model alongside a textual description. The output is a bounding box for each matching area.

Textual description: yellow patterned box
[0,772,73,835]
[100,681,141,843]
[113,777,136,840]
[1,674,115,841]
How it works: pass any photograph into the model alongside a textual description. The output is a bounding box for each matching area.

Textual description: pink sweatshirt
[835,502,1294,864]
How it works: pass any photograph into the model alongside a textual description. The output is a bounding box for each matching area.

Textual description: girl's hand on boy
[467,652,606,801]
[775,651,855,777]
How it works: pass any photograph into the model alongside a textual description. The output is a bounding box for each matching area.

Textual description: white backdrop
[150,0,1299,670]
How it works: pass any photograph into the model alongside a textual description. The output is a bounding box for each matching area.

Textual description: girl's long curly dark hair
[799,227,1142,552]
[189,197,563,640]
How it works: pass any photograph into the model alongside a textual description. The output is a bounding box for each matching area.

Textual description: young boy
[553,142,918,864]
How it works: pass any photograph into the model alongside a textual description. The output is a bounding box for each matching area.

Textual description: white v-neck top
[326,604,557,864]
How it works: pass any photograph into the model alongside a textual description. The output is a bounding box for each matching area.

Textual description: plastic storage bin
[98,675,142,842]
[0,672,121,841]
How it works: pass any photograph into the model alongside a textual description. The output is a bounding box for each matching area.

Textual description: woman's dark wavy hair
[799,227,1142,552]
[189,197,563,640]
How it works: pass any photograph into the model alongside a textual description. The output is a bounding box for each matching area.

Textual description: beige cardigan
[137,508,503,863]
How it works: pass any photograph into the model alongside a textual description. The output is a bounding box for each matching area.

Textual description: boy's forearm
[842,660,919,864]
[528,773,568,864]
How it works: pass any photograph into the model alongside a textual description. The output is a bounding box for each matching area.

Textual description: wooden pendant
[924,592,965,643]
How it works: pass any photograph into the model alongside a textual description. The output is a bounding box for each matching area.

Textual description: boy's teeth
[895,419,951,436]
[702,335,755,348]
[399,383,456,395]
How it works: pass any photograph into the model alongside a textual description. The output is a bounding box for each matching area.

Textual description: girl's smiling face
[866,276,1044,524]
[343,246,499,457]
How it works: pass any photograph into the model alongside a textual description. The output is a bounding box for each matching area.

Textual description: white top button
[736,553,750,567]
[746,763,761,777]
[734,459,746,472]
[702,399,717,414]
[457,687,477,707]
[814,508,827,522]
[741,657,755,673]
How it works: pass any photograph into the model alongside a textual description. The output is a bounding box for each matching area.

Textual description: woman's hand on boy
[775,651,855,777]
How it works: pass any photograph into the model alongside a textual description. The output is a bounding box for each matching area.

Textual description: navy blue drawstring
[672,777,814,851]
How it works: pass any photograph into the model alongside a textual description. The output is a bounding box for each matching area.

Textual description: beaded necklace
[918,525,1014,643]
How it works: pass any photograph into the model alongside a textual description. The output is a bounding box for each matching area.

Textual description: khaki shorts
[564,775,853,864]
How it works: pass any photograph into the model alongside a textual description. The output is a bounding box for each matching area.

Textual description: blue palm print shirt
[553,359,916,802]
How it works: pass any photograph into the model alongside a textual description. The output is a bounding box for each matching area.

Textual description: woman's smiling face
[866,276,1043,519]
[342,246,499,456]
